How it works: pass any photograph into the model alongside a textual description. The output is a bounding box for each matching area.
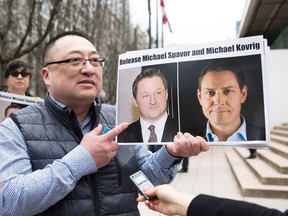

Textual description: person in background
[178,157,189,173]
[197,59,265,159]
[3,58,33,96]
[138,184,287,216]
[0,31,209,216]
[3,103,25,119]
[99,89,110,104]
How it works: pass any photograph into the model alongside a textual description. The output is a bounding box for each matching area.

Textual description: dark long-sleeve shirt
[188,194,287,216]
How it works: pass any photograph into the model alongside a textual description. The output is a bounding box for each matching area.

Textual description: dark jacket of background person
[10,95,140,216]
[188,194,287,216]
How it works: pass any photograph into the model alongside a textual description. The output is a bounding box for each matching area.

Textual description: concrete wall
[267,50,288,129]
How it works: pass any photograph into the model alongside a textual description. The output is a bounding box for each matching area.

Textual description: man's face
[134,76,168,123]
[197,71,247,128]
[42,35,102,107]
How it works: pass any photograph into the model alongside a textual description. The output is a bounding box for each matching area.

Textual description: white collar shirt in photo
[206,115,247,142]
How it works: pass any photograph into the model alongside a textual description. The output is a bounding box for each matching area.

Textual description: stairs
[225,123,288,198]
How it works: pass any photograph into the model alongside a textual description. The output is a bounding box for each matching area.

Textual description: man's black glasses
[45,57,105,68]
[10,69,31,78]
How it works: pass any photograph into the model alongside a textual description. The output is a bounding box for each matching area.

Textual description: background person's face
[6,66,30,94]
[197,71,247,127]
[5,107,20,118]
[134,76,168,123]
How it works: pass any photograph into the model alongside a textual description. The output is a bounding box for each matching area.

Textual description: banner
[0,91,43,122]
[116,36,270,148]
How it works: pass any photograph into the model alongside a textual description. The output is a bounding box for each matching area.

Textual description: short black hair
[198,59,246,89]
[4,103,26,117]
[42,31,89,66]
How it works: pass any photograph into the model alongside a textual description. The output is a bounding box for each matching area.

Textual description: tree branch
[13,0,62,60]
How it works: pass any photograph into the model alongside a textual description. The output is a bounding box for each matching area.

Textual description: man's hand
[81,122,128,168]
[166,132,210,157]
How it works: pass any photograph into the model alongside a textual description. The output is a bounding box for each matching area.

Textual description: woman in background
[3,58,32,96]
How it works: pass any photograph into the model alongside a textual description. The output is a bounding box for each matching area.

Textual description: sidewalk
[139,146,287,215]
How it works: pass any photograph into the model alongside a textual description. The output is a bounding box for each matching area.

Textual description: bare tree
[0,0,62,89]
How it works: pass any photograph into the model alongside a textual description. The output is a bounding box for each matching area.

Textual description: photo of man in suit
[118,67,179,153]
[197,59,265,158]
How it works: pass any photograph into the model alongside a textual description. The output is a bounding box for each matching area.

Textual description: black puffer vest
[11,94,140,216]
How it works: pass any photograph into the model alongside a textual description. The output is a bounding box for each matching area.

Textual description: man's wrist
[62,145,97,180]
[165,144,182,158]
